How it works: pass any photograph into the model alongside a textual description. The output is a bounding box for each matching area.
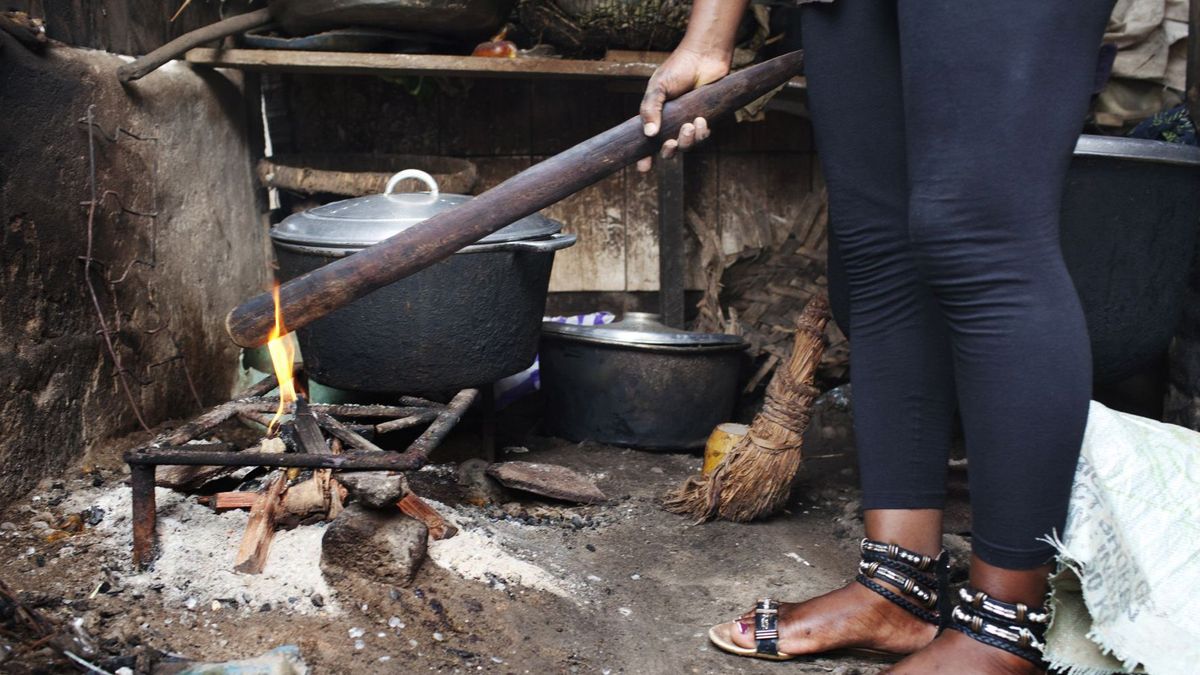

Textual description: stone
[337,471,409,509]
[321,504,427,587]
[456,459,508,504]
[485,462,606,504]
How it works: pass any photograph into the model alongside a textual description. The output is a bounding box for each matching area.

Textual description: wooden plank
[657,155,686,327]
[624,165,660,292]
[188,48,663,80]
[545,168,626,292]
[472,156,534,192]
[284,74,441,156]
[440,79,533,156]
[186,48,807,88]
[716,153,813,257]
[530,80,631,155]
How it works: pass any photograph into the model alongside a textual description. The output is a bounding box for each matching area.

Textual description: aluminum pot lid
[270,169,562,249]
[542,312,746,350]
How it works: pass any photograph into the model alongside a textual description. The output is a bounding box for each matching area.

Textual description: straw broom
[663,294,830,522]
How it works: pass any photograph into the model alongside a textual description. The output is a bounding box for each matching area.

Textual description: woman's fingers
[661,138,680,160]
[640,78,667,137]
[676,122,697,150]
[636,117,711,172]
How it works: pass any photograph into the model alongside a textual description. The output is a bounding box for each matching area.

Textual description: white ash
[66,486,338,615]
[422,499,577,599]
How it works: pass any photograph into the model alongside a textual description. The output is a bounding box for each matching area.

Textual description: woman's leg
[890,0,1111,671]
[719,0,957,655]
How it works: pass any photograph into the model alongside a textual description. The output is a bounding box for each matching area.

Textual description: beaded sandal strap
[949,586,1049,666]
[753,598,781,656]
[854,538,950,628]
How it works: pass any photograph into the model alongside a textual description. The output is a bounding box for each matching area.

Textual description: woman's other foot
[710,581,938,657]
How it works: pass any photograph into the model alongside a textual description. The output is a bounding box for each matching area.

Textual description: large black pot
[1062,136,1200,383]
[271,170,575,394]
[827,136,1200,385]
[539,313,747,449]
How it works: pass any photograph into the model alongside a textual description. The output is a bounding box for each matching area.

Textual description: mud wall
[0,33,268,503]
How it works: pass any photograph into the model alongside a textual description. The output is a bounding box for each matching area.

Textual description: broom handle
[225,51,805,348]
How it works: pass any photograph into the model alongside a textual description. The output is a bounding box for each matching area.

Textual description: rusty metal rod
[126,450,424,470]
[317,412,386,453]
[130,464,158,569]
[375,411,440,434]
[407,388,478,458]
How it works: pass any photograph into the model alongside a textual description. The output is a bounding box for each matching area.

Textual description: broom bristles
[663,295,830,522]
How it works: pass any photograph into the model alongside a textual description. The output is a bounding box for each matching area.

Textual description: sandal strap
[949,585,1049,667]
[856,574,941,625]
[753,598,781,656]
[860,538,943,572]
[957,587,1050,625]
[854,538,950,628]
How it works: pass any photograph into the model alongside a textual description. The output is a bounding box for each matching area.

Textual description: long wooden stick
[116,8,273,83]
[224,51,805,348]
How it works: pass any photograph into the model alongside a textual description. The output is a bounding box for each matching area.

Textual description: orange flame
[266,283,297,435]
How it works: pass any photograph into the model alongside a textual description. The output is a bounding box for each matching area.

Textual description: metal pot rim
[541,314,747,351]
[1074,135,1200,167]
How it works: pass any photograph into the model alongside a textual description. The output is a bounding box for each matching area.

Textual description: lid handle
[384,169,440,202]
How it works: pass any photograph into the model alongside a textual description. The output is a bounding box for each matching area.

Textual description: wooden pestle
[225,50,805,348]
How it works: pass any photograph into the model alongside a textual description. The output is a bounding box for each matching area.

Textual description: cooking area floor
[0,419,903,675]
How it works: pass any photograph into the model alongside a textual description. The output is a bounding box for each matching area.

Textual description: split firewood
[396,493,458,541]
[234,472,287,574]
[202,492,259,510]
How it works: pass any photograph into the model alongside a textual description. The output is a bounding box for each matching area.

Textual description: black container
[1062,136,1200,383]
[539,313,747,449]
[271,169,575,394]
[826,136,1200,384]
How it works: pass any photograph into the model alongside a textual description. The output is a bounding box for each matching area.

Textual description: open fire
[265,283,298,436]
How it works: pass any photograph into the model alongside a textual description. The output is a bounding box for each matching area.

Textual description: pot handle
[385,169,440,202]
[462,233,578,254]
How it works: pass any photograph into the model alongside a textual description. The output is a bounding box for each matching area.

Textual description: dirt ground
[0,410,959,675]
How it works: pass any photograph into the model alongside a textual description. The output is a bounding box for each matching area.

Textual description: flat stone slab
[485,462,606,504]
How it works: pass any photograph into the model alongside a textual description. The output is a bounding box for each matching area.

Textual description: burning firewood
[234,472,287,574]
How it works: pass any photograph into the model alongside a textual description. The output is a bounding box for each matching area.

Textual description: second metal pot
[539,313,747,450]
[272,170,576,394]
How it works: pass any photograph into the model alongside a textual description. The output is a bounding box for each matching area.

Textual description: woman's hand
[636,46,732,172]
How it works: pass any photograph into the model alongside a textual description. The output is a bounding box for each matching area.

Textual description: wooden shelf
[185,47,806,88]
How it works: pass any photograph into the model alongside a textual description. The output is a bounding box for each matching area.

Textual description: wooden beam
[185,48,806,89]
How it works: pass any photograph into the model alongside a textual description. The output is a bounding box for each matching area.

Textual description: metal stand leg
[130,465,158,569]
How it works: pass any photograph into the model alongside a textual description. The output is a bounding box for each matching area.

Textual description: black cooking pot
[271,170,576,394]
[539,313,748,449]
[826,135,1200,384]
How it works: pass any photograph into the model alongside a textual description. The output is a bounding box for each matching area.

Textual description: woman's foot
[885,629,1045,674]
[710,581,938,657]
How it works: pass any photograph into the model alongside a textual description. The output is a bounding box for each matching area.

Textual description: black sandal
[708,538,951,661]
[948,586,1050,667]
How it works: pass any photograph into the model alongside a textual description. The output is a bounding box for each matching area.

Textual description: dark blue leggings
[800,0,1112,569]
